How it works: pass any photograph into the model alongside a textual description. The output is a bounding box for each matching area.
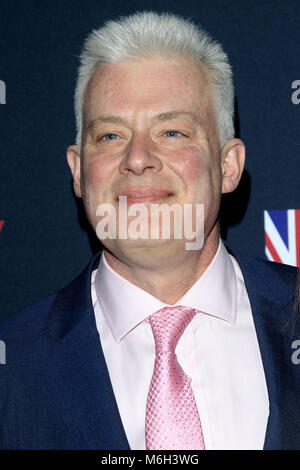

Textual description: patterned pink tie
[145,306,205,450]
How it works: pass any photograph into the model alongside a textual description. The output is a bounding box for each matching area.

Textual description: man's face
[67,56,243,263]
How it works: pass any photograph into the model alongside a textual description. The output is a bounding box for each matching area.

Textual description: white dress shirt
[91,240,269,450]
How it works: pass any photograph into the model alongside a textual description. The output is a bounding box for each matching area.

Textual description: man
[0,11,299,450]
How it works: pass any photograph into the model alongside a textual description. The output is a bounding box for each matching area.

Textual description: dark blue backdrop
[1,0,299,321]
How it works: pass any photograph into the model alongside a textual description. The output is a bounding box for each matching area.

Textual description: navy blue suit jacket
[0,248,299,450]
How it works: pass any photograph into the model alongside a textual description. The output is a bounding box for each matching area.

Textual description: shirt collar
[94,240,237,343]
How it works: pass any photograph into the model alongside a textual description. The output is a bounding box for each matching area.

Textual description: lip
[116,187,174,205]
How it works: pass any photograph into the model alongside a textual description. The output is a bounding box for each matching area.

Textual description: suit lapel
[41,252,130,450]
[245,290,283,449]
[233,250,300,450]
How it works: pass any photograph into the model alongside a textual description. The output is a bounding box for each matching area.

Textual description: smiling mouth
[116,188,175,205]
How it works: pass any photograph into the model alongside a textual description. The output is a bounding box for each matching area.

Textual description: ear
[66,145,82,198]
[221,138,245,194]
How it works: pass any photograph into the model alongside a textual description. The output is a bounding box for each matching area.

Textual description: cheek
[81,153,113,193]
[167,145,211,182]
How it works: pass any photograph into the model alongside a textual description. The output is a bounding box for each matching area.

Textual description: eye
[100,133,119,141]
[164,130,182,138]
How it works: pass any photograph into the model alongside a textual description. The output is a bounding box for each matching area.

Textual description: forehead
[84,56,213,122]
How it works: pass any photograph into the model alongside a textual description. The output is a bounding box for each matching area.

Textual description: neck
[103,228,220,304]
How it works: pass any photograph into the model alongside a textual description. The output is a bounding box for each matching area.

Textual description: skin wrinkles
[67,56,245,303]
[86,111,204,140]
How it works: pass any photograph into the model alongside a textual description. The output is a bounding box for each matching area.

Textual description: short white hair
[74,11,234,149]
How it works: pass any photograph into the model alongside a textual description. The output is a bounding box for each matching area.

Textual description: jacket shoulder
[0,293,56,339]
[227,244,299,304]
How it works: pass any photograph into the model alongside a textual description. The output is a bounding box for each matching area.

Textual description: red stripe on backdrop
[0,220,4,232]
[295,210,300,267]
[265,231,282,263]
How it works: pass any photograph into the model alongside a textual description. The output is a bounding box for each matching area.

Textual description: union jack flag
[264,209,300,267]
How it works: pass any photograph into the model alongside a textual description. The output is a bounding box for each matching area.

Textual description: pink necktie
[145,306,205,450]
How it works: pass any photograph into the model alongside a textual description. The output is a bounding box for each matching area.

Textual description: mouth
[116,188,175,206]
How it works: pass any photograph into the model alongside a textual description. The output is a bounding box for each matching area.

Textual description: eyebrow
[154,111,199,124]
[86,111,199,131]
[86,115,126,130]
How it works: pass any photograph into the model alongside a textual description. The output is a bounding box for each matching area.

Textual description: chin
[104,238,185,260]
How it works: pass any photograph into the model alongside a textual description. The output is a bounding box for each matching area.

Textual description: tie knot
[149,306,197,354]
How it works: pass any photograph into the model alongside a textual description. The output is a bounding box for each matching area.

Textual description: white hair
[74,11,234,148]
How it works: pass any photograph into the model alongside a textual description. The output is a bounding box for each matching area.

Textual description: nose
[119,134,162,176]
